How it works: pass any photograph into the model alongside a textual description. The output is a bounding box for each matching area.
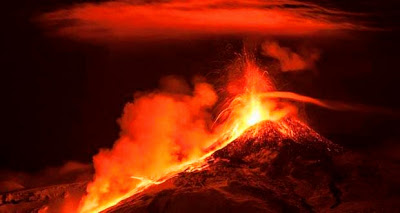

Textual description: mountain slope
[105,119,344,212]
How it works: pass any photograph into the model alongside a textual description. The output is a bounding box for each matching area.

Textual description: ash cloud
[79,76,219,212]
[39,0,360,42]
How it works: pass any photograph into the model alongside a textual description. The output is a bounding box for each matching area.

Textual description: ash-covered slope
[104,119,345,213]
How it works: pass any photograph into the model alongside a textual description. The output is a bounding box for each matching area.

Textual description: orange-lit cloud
[79,76,219,212]
[262,41,320,71]
[40,0,359,41]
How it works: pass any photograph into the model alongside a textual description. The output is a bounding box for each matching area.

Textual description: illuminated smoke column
[79,78,220,212]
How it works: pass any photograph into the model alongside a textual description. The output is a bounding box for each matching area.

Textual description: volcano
[2,57,400,212]
[4,117,399,212]
[4,0,400,211]
[102,118,343,213]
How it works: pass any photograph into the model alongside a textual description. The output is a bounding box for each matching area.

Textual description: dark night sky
[3,0,400,172]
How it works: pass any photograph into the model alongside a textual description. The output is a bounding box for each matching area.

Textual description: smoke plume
[79,76,219,212]
[261,41,320,72]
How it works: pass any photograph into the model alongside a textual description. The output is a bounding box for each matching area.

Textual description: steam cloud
[79,77,219,212]
[39,0,359,41]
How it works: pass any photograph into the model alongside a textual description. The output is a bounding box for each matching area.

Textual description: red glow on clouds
[40,0,358,41]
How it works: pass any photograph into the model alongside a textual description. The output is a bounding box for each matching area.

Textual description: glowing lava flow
[77,58,306,213]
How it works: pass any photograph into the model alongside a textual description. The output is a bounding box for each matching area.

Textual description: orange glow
[77,55,302,213]
[78,80,220,213]
[36,1,372,212]
[72,53,380,213]
[39,0,359,41]
[262,41,320,72]
[213,57,296,142]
